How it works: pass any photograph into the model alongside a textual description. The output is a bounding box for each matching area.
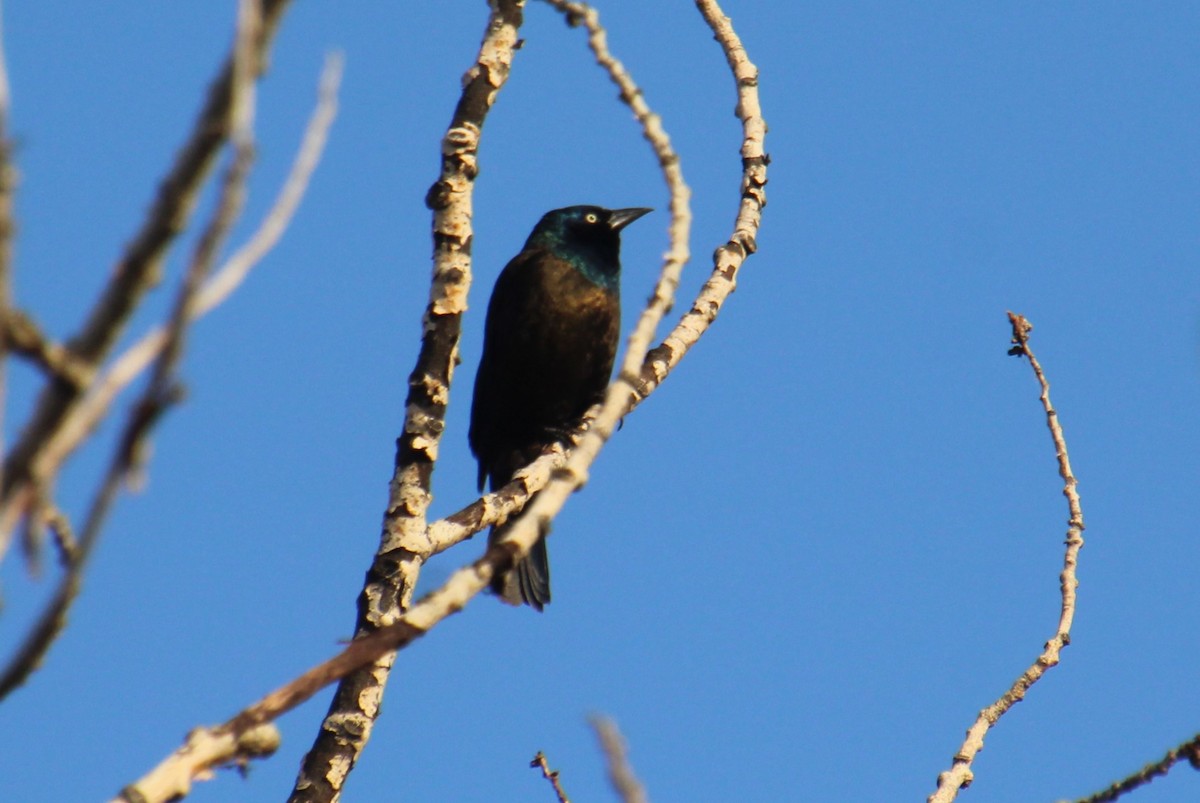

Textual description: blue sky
[3,2,1200,801]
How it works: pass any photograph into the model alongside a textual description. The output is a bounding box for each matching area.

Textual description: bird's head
[525,205,652,289]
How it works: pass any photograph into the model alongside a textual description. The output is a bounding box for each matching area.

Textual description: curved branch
[420,0,765,560]
[927,312,1087,802]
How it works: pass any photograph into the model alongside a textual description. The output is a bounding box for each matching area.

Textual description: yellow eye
[585,213,599,224]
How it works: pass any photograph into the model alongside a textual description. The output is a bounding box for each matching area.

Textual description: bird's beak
[607,207,653,231]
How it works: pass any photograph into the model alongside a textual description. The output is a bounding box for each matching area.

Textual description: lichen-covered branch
[926,312,1087,803]
[287,4,527,800]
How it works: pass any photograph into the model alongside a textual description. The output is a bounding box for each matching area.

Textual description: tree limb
[287,3,528,800]
[126,2,764,798]
[927,312,1087,802]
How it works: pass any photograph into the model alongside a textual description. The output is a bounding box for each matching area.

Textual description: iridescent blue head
[524,205,652,291]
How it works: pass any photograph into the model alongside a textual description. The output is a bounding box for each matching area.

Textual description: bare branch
[0,0,295,559]
[927,312,1087,802]
[1065,731,1200,803]
[593,717,648,803]
[426,439,572,554]
[2,310,92,388]
[123,536,576,801]
[632,0,766,409]
[0,0,264,702]
[3,51,342,540]
[113,723,281,803]
[42,501,77,568]
[531,751,572,803]
[127,3,762,796]
[287,3,527,799]
[419,0,768,558]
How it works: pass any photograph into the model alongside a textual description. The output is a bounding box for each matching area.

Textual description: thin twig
[531,751,572,803]
[0,0,264,702]
[1065,731,1200,803]
[593,717,648,803]
[0,0,295,561]
[927,312,1087,802]
[287,4,527,800]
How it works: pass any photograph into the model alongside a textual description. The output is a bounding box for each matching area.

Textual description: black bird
[469,205,652,610]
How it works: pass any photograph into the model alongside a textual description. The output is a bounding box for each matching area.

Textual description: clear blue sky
[3,2,1199,801]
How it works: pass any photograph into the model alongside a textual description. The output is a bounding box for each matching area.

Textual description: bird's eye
[585,213,599,224]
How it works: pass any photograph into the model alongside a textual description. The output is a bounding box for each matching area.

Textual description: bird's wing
[468,249,543,492]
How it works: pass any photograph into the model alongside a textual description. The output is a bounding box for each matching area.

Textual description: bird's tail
[490,524,551,611]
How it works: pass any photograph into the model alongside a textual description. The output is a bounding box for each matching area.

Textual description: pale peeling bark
[287,3,527,801]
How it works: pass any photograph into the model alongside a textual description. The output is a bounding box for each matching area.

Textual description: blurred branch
[1064,731,1200,803]
[531,751,572,803]
[42,502,77,568]
[24,51,343,508]
[0,0,13,494]
[287,3,528,800]
[0,0,264,702]
[593,717,648,803]
[927,312,1087,803]
[2,310,92,388]
[0,0,295,561]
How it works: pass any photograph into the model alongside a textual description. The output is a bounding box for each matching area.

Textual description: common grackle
[469,205,651,611]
